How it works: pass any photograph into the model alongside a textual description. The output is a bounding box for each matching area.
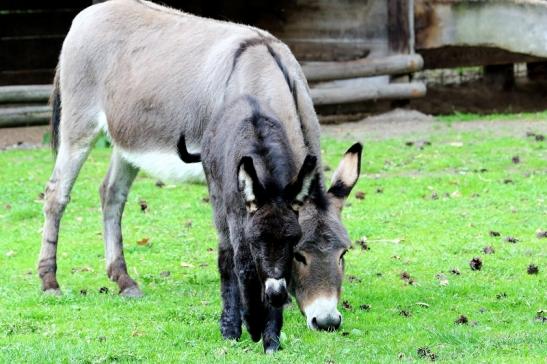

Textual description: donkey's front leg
[234,247,265,342]
[218,241,242,340]
[100,150,141,297]
[262,305,283,354]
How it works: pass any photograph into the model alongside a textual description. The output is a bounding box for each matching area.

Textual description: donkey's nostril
[315,314,342,331]
[311,317,318,329]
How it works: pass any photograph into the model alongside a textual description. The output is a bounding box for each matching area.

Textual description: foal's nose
[312,314,342,331]
[264,278,288,308]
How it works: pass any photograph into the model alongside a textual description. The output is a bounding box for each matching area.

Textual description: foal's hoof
[43,288,62,296]
[120,286,143,298]
[221,325,242,341]
[264,342,280,355]
[263,335,281,354]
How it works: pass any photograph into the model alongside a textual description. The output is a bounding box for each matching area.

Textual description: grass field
[0,121,545,363]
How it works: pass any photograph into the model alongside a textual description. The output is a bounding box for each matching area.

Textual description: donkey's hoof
[43,288,62,296]
[120,286,143,298]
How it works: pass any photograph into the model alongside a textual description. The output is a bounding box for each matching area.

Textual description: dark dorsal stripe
[228,36,313,170]
[264,44,311,152]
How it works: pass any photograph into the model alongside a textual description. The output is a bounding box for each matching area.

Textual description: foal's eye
[294,252,307,265]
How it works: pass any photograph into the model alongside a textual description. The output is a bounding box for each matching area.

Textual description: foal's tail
[50,67,61,155]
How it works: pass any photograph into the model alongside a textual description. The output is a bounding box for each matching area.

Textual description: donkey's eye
[294,252,307,265]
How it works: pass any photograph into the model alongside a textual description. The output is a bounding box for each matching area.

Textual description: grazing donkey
[38,0,362,337]
[182,95,316,352]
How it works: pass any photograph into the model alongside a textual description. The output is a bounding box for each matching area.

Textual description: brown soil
[0,125,49,150]
[321,109,547,141]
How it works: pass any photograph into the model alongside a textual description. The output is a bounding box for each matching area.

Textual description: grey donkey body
[39,0,362,335]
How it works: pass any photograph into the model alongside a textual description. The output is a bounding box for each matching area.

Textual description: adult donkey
[39,0,362,332]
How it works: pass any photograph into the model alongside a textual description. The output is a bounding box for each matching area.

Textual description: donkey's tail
[50,67,61,155]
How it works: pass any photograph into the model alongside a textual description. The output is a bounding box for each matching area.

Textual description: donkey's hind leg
[100,149,141,297]
[39,135,96,294]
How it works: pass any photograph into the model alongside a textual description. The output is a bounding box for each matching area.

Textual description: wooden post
[310,82,426,106]
[302,55,424,82]
[388,0,410,54]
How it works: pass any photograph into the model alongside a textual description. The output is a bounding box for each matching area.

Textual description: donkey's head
[238,154,317,308]
[290,143,362,331]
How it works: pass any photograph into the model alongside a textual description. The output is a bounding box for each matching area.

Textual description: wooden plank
[310,82,426,105]
[0,9,79,37]
[0,69,55,86]
[388,0,410,53]
[0,1,91,10]
[302,55,423,82]
[0,37,64,71]
[0,85,53,104]
[0,105,51,127]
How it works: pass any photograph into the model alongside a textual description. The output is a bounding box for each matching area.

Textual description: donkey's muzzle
[264,278,288,308]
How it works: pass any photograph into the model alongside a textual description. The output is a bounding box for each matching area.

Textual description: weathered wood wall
[0,0,392,85]
[0,1,91,85]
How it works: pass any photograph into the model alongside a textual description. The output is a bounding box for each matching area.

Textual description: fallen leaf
[137,237,150,246]
[527,264,539,275]
[417,347,437,361]
[180,262,195,268]
[355,191,365,200]
[359,304,371,311]
[505,236,518,243]
[436,273,449,286]
[483,246,495,254]
[455,315,469,324]
[449,141,464,147]
[469,257,482,271]
[139,199,148,212]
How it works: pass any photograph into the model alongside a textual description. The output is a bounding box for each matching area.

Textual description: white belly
[119,148,206,184]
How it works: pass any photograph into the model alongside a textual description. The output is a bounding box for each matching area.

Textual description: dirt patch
[321,109,547,141]
[0,125,48,150]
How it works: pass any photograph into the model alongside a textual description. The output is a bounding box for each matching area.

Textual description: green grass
[436,111,547,123]
[0,126,545,363]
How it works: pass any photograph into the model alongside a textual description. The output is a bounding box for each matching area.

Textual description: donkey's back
[60,0,270,154]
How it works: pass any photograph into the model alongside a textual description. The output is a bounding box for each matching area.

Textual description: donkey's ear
[238,156,265,213]
[327,143,362,213]
[285,155,317,211]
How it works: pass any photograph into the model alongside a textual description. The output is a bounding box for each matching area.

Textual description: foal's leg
[218,239,242,340]
[263,306,283,354]
[234,245,265,343]
[99,149,141,297]
[39,136,95,293]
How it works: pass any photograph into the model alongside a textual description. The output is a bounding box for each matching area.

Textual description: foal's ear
[238,156,265,213]
[285,155,317,211]
[327,143,363,213]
